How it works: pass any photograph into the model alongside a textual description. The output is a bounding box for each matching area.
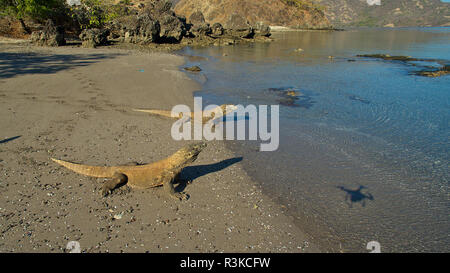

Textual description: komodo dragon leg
[160,166,189,201]
[102,172,128,197]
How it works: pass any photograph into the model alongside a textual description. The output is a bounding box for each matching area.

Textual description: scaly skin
[51,142,207,200]
[133,104,237,124]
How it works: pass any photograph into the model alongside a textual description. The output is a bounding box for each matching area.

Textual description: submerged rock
[349,95,370,104]
[184,66,202,72]
[356,54,418,62]
[414,65,450,77]
[357,53,450,77]
[269,87,315,109]
[30,20,66,47]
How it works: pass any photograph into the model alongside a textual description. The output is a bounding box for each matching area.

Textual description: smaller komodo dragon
[133,104,237,124]
[51,142,207,200]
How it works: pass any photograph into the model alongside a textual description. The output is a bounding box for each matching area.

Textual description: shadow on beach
[177,157,243,192]
[0,52,120,79]
[0,135,21,144]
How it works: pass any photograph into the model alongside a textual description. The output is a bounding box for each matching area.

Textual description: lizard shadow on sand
[337,185,374,208]
[0,135,21,144]
[176,157,243,192]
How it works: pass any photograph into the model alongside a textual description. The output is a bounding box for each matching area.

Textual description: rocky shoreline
[27,1,273,51]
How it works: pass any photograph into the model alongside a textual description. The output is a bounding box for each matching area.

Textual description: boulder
[158,13,187,42]
[145,0,173,17]
[112,13,160,44]
[224,14,253,38]
[79,28,109,48]
[31,20,66,47]
[139,1,188,43]
[187,10,212,37]
[111,1,188,44]
[184,66,202,72]
[211,23,224,36]
[254,21,271,37]
[189,10,206,25]
[138,13,161,43]
[190,23,212,36]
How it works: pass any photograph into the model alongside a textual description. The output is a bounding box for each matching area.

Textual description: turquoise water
[178,28,450,252]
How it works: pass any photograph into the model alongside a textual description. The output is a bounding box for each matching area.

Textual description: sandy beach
[0,41,319,253]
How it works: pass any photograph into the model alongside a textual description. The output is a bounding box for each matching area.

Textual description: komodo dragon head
[171,141,208,166]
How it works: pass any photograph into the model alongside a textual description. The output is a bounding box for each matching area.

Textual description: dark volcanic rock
[142,0,187,42]
[253,21,271,37]
[187,10,211,36]
[30,20,66,47]
[79,28,109,48]
[211,23,224,36]
[190,23,212,36]
[224,14,254,38]
[184,65,202,72]
[112,13,160,44]
[414,65,450,77]
[158,13,187,42]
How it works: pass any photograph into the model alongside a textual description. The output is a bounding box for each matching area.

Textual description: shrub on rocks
[30,19,66,46]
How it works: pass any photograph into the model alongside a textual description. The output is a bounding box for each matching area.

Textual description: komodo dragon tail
[132,109,182,119]
[51,158,116,178]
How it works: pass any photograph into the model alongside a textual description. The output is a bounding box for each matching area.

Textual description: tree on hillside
[0,0,66,21]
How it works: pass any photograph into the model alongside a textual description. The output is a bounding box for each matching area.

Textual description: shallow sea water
[178,28,450,252]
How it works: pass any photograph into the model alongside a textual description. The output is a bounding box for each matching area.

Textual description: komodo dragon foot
[51,142,207,200]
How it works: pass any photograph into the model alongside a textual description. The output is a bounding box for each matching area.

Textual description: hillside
[316,0,450,27]
[173,0,332,29]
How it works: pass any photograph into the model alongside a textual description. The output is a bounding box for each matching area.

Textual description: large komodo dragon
[51,142,207,200]
[133,104,237,124]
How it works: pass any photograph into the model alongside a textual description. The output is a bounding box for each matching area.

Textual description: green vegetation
[0,0,66,21]
[0,0,131,28]
[70,0,131,29]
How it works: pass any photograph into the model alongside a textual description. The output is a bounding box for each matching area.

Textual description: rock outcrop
[30,20,66,47]
[110,1,187,43]
[174,0,332,29]
[188,10,212,36]
[224,13,254,38]
[79,28,109,48]
[111,13,161,44]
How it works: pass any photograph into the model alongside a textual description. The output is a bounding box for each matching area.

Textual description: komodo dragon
[51,142,207,200]
[133,104,237,124]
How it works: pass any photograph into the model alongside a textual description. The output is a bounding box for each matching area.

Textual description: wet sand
[0,41,319,253]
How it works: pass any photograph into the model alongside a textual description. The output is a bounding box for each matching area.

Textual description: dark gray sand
[0,41,319,252]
